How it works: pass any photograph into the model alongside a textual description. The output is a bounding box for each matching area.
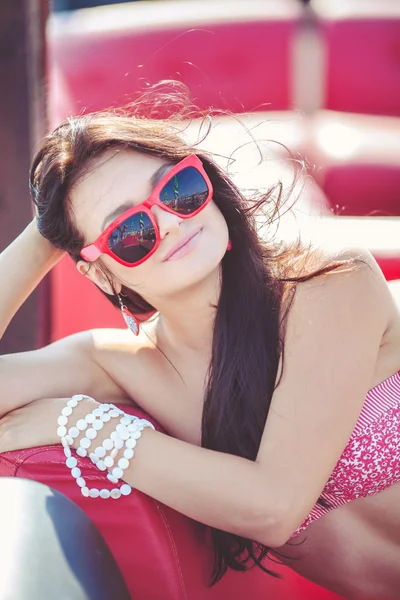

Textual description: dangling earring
[118,295,139,336]
[227,239,232,251]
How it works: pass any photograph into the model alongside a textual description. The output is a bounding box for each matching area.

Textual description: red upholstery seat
[47,1,301,117]
[314,1,400,116]
[0,404,341,600]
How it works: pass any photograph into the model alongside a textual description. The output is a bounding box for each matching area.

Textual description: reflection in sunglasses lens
[108,211,156,264]
[160,167,208,215]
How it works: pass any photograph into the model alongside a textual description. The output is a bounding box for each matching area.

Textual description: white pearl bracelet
[57,396,133,499]
[90,407,155,488]
[90,409,154,483]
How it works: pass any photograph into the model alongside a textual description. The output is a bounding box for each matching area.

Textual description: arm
[0,331,128,417]
[0,219,63,340]
[74,248,391,547]
[0,219,128,416]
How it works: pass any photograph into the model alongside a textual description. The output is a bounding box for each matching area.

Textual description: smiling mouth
[163,228,203,261]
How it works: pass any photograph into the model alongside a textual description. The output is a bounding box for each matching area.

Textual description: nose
[151,204,183,240]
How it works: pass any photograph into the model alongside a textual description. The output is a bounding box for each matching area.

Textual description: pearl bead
[107,474,119,484]
[111,448,118,459]
[100,413,111,422]
[120,484,132,496]
[89,488,100,498]
[129,430,141,440]
[76,419,88,431]
[62,406,73,417]
[126,438,137,449]
[67,398,78,408]
[93,420,103,431]
[57,415,68,426]
[119,429,129,441]
[109,409,120,418]
[118,458,129,470]
[97,460,107,471]
[102,439,113,451]
[89,453,99,464]
[80,437,91,449]
[63,446,72,459]
[110,431,118,442]
[71,467,81,479]
[66,456,78,469]
[114,438,124,450]
[76,447,87,458]
[57,426,67,438]
[100,489,111,499]
[85,413,95,424]
[76,477,86,488]
[120,416,132,426]
[96,445,107,457]
[86,428,97,440]
[104,456,114,468]
[68,427,79,439]
[92,408,103,418]
[112,467,123,479]
[81,486,90,497]
[111,489,121,499]
[124,448,134,460]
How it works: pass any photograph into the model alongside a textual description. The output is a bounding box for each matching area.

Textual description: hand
[0,396,98,453]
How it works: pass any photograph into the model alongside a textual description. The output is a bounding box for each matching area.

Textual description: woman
[0,106,399,600]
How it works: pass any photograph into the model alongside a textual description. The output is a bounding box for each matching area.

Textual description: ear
[76,260,121,296]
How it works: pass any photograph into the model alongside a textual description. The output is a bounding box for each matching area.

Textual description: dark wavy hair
[29,84,355,585]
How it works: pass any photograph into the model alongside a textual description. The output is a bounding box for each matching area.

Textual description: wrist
[26,219,65,266]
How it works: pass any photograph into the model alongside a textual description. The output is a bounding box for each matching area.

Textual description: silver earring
[117,295,139,336]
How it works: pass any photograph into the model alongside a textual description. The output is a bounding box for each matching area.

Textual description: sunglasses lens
[159,167,209,215]
[108,211,155,264]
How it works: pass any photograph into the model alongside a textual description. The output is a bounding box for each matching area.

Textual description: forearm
[0,219,63,340]
[72,415,284,547]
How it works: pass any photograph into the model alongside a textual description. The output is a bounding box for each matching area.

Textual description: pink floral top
[291,370,400,537]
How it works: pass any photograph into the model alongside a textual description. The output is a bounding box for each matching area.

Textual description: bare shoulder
[87,322,162,402]
[89,325,154,354]
[291,245,395,331]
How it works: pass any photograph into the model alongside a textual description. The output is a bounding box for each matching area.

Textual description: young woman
[0,108,399,600]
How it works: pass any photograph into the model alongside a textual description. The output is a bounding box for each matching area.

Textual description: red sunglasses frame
[80,154,213,267]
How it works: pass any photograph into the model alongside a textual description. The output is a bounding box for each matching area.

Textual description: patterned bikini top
[291,370,400,538]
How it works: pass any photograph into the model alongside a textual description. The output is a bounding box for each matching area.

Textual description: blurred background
[0,1,399,598]
[1,0,399,355]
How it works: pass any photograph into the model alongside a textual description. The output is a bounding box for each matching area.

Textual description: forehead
[71,149,169,241]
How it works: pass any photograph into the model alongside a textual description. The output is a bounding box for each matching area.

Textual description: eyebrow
[100,162,172,232]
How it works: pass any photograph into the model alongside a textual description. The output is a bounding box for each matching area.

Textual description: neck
[152,268,221,358]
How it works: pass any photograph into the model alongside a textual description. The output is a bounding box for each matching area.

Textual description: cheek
[206,201,229,239]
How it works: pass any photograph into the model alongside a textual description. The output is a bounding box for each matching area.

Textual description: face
[72,149,229,303]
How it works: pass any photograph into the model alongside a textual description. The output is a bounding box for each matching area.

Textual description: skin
[1,149,400,599]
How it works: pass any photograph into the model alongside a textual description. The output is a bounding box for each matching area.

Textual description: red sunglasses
[80,154,213,267]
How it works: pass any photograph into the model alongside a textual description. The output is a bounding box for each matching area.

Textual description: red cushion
[318,9,400,116]
[0,403,342,599]
[47,2,301,120]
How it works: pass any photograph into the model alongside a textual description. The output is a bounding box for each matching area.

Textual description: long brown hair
[30,91,356,584]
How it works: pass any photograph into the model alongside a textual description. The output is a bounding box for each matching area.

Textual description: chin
[160,249,224,296]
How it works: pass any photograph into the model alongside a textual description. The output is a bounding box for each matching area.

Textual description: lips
[162,227,203,261]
